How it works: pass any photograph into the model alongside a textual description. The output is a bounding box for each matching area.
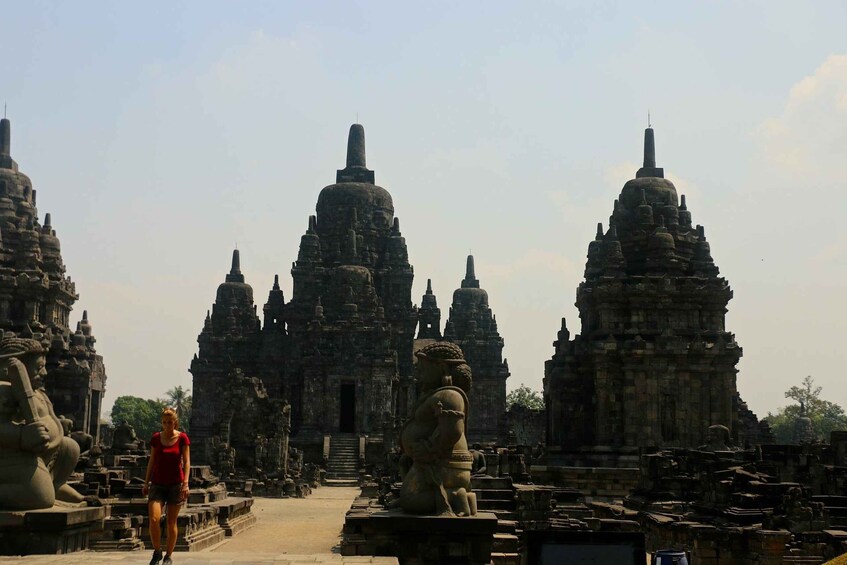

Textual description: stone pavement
[0,487,397,565]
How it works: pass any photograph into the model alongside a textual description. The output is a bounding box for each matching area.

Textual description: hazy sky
[1,1,845,421]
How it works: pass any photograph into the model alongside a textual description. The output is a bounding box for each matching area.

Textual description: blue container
[653,549,689,565]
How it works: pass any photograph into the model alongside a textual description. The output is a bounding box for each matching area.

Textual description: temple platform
[0,505,106,555]
[342,507,499,564]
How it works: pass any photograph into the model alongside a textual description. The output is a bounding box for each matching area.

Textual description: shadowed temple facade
[190,124,510,467]
[0,118,107,441]
[544,127,768,466]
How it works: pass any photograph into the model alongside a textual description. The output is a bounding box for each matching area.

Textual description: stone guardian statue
[397,342,477,516]
[0,337,85,509]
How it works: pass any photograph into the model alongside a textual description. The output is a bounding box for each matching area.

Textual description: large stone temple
[0,117,107,441]
[191,124,424,467]
[191,125,513,469]
[544,126,763,465]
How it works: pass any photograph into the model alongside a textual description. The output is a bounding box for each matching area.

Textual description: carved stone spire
[636,126,664,179]
[417,278,442,339]
[0,118,17,171]
[1,118,9,156]
[336,124,375,184]
[226,249,245,283]
[461,255,479,289]
[346,123,366,168]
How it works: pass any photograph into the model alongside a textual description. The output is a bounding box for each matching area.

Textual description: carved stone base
[0,505,106,555]
[342,508,498,564]
[142,506,226,552]
[209,496,256,536]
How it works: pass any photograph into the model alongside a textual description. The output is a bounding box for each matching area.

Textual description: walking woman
[142,407,190,565]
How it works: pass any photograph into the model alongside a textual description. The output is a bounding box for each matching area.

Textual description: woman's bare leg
[148,500,163,550]
[165,503,181,556]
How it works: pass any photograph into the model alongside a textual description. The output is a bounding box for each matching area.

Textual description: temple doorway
[340,381,356,433]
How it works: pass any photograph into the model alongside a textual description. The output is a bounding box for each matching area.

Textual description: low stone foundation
[531,465,640,501]
[0,505,106,555]
[342,507,499,564]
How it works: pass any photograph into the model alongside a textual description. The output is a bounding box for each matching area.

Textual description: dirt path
[211,486,359,554]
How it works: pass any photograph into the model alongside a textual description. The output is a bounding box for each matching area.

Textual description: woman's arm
[181,443,191,497]
[143,447,156,495]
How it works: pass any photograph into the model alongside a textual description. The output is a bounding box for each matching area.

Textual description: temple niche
[0,118,107,442]
[191,124,420,471]
[544,126,765,465]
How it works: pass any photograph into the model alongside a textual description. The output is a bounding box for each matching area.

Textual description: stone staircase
[326,434,360,485]
[472,476,520,565]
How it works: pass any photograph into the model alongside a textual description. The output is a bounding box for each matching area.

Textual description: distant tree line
[764,376,847,443]
[109,386,192,442]
[507,384,545,411]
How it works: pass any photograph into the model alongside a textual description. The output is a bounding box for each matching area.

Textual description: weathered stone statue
[397,342,477,516]
[0,337,85,509]
[470,443,488,477]
[112,419,143,452]
[698,424,734,452]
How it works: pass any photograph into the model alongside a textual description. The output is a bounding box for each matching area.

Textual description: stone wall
[507,405,545,447]
[530,465,640,501]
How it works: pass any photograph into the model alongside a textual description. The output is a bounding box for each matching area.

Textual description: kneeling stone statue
[397,342,477,517]
[0,337,84,510]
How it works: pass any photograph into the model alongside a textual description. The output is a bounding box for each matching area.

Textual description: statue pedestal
[342,508,498,564]
[0,505,106,555]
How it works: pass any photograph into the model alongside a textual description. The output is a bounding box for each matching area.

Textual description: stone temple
[0,118,107,441]
[544,126,767,466]
[191,124,511,472]
[425,255,509,444]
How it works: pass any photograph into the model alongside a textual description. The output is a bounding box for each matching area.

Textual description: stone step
[478,500,516,511]
[493,533,519,553]
[325,478,359,487]
[476,489,515,499]
[496,519,518,534]
[490,552,521,565]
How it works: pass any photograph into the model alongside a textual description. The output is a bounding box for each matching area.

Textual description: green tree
[109,396,167,442]
[164,386,192,431]
[764,376,847,443]
[507,384,545,411]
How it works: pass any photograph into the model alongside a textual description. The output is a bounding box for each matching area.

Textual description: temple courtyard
[0,487,398,565]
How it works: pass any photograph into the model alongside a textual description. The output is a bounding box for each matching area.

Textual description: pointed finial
[230,249,241,274]
[44,213,51,229]
[466,255,475,280]
[426,278,433,294]
[273,274,280,290]
[225,249,245,283]
[308,215,317,233]
[346,123,366,168]
[596,222,603,239]
[680,194,687,210]
[0,116,9,157]
[392,217,400,234]
[82,310,88,322]
[643,125,656,168]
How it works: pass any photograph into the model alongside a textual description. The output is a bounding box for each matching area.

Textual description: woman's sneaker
[163,556,173,565]
[149,549,163,565]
